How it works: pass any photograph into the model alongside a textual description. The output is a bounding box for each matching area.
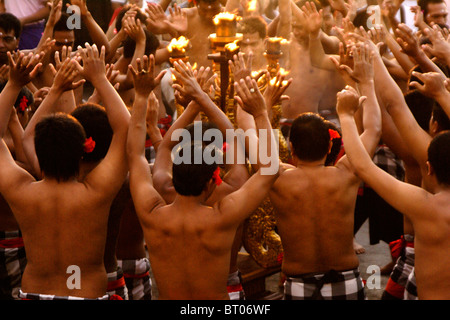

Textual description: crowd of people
[0,0,449,301]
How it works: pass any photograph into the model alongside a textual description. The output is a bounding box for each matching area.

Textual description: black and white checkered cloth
[404,268,418,300]
[117,258,152,300]
[107,266,129,300]
[283,268,366,300]
[227,270,246,300]
[0,230,27,300]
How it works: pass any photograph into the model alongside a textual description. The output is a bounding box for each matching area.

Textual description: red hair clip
[329,129,341,140]
[18,96,28,112]
[83,137,96,153]
[212,167,222,186]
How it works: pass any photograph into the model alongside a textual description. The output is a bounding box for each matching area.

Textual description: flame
[168,36,190,53]
[278,68,289,76]
[213,12,236,25]
[225,40,239,52]
[248,0,257,12]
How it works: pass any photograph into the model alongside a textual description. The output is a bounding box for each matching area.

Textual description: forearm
[93,77,130,133]
[82,12,111,55]
[358,80,382,157]
[193,91,233,134]
[276,0,291,39]
[128,95,148,157]
[20,7,49,25]
[309,32,335,71]
[414,51,446,76]
[0,82,22,137]
[434,90,450,120]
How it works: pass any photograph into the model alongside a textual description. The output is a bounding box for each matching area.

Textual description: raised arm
[23,57,84,178]
[337,86,433,224]
[74,44,130,193]
[127,55,166,216]
[218,76,280,228]
[352,33,433,168]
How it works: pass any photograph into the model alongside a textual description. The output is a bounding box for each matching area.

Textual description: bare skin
[0,46,130,299]
[127,58,278,299]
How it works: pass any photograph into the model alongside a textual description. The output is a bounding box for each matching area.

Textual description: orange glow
[168,36,190,54]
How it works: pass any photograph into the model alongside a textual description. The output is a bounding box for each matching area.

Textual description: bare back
[141,201,237,300]
[11,179,115,299]
[269,164,360,276]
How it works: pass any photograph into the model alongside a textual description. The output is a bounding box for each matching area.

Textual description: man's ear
[429,119,439,136]
[426,160,434,177]
[327,140,333,154]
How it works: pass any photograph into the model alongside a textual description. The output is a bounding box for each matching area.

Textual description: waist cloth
[0,230,27,300]
[284,267,365,300]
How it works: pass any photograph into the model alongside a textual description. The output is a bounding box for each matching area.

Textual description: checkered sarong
[404,268,418,300]
[19,290,109,300]
[382,234,415,300]
[0,230,27,300]
[227,270,246,300]
[117,258,152,300]
[372,144,405,181]
[284,268,365,300]
[107,266,129,300]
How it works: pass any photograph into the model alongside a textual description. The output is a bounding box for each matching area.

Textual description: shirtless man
[127,57,279,299]
[0,44,130,300]
[268,43,381,300]
[277,0,331,122]
[338,85,450,300]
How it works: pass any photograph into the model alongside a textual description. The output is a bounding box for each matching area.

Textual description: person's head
[52,13,76,55]
[71,103,113,163]
[123,28,160,59]
[418,0,448,26]
[238,16,267,67]
[289,112,332,162]
[34,113,86,182]
[404,89,435,132]
[197,0,222,24]
[0,13,21,63]
[429,102,450,136]
[172,121,223,197]
[324,120,342,166]
[427,130,450,186]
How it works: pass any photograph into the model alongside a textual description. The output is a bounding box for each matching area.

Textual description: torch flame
[213,12,236,25]
[168,36,190,54]
[225,40,239,52]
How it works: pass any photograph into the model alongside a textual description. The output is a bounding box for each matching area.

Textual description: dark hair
[0,12,22,38]
[404,90,434,132]
[432,103,450,132]
[34,113,86,182]
[172,142,219,196]
[289,112,330,162]
[54,13,72,33]
[428,130,450,185]
[115,6,148,32]
[418,0,446,19]
[71,103,113,163]
[0,81,34,114]
[123,29,160,59]
[238,16,267,40]
[324,120,342,166]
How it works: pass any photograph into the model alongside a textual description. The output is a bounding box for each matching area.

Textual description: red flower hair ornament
[83,137,96,154]
[212,167,222,186]
[328,129,341,141]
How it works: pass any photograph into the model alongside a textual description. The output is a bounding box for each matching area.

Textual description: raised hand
[234,76,267,118]
[168,3,188,35]
[74,44,107,85]
[129,55,166,97]
[145,3,171,34]
[7,51,43,88]
[123,16,146,42]
[340,42,374,84]
[302,1,323,38]
[52,57,85,92]
[422,25,450,61]
[395,23,421,58]
[264,71,292,109]
[229,52,253,82]
[409,71,448,99]
[69,0,89,16]
[336,85,367,117]
[171,60,204,101]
